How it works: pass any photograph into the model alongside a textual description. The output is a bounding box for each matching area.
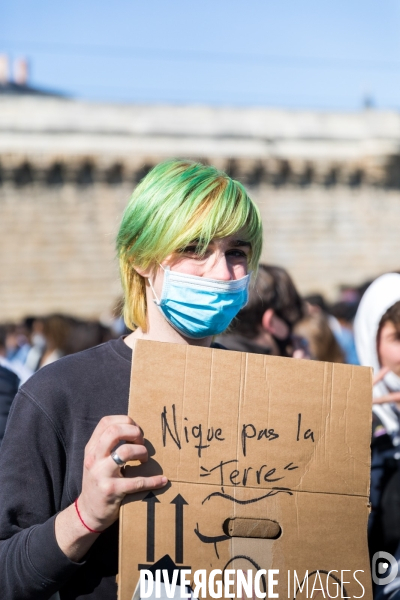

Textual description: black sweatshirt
[0,337,134,600]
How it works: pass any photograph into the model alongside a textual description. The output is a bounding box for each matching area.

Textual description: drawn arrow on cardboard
[138,554,191,586]
[170,494,188,564]
[143,491,160,563]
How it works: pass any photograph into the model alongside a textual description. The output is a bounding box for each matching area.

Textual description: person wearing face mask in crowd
[354,273,400,599]
[0,324,32,384]
[217,264,307,358]
[23,317,47,371]
[0,160,263,600]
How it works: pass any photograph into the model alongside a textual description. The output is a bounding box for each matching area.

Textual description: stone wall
[0,182,130,321]
[2,98,400,322]
[253,185,400,295]
[1,178,400,322]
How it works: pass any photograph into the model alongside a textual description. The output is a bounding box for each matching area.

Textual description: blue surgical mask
[149,266,250,339]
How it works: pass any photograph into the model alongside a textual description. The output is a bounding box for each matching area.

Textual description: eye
[226,249,248,258]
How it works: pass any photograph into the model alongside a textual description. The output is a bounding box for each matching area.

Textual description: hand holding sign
[55,414,168,562]
[78,415,168,533]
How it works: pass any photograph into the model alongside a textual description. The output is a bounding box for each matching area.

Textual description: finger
[109,442,148,467]
[373,367,390,386]
[116,475,168,496]
[86,415,137,454]
[95,423,145,459]
[373,392,400,404]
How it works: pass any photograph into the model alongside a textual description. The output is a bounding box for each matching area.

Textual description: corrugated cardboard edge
[118,339,137,600]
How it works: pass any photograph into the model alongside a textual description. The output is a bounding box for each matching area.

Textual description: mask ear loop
[148,264,167,305]
[148,278,160,305]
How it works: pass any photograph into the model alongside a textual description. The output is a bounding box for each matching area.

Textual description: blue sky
[1,0,400,109]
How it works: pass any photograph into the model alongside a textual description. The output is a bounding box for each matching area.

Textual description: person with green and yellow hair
[0,159,263,599]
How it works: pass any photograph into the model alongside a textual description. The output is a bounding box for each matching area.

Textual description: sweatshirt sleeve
[0,389,84,599]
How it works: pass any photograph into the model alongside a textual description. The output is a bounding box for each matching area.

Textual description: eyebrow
[229,239,252,248]
[180,239,252,251]
[184,239,251,247]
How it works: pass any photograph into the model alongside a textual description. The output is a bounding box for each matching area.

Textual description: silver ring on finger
[111,450,126,467]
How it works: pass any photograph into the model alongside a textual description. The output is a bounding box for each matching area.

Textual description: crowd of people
[0,312,126,441]
[0,159,399,599]
[0,269,370,393]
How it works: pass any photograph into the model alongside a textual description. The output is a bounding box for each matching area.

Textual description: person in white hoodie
[354,273,400,598]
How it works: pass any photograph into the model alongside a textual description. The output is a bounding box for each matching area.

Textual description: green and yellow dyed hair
[116,159,263,331]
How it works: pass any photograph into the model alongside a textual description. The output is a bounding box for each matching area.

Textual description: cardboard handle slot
[223,517,281,539]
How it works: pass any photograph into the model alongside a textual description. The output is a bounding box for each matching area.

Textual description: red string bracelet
[74,498,102,534]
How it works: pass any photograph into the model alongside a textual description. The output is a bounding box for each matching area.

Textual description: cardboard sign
[118,340,372,600]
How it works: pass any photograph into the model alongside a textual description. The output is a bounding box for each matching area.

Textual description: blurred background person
[293,310,345,363]
[354,273,400,578]
[24,317,47,372]
[329,300,359,365]
[217,264,307,357]
[3,323,30,365]
[0,325,33,384]
[38,314,116,369]
[0,363,19,447]
[38,314,71,368]
[0,325,21,445]
[301,293,354,364]
[0,314,119,445]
